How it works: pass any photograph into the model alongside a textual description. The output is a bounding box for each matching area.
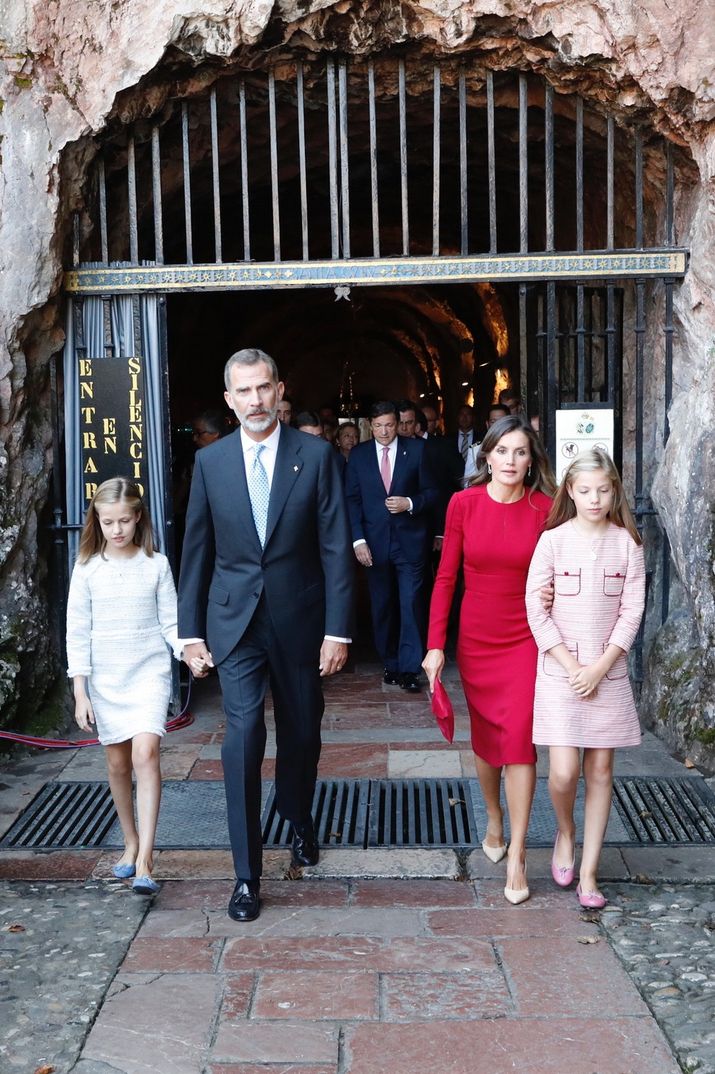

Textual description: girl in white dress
[525,449,645,909]
[66,478,181,895]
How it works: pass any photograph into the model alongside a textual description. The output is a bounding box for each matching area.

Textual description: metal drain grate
[0,781,117,849]
[262,778,478,849]
[612,777,715,844]
[262,779,371,849]
[2,776,714,850]
[367,779,477,848]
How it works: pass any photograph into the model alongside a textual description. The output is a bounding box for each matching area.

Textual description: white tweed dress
[66,550,181,745]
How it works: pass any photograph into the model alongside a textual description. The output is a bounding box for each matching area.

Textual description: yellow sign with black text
[78,356,147,509]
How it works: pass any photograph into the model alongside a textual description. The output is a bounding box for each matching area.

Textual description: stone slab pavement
[0,660,713,1073]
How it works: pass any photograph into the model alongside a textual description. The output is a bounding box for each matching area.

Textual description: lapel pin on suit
[293,465,299,472]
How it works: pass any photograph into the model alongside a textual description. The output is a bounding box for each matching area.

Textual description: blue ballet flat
[112,862,136,879]
[132,875,161,896]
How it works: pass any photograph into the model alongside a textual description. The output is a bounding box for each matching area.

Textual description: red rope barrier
[0,675,195,749]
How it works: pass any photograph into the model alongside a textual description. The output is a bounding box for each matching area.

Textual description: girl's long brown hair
[545,448,642,544]
[78,477,156,563]
[468,415,556,499]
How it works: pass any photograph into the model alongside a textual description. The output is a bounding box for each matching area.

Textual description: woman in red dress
[423,416,555,904]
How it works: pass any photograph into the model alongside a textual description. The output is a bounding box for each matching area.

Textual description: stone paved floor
[0,661,713,1073]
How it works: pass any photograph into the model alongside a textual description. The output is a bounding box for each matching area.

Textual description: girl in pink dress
[525,449,645,908]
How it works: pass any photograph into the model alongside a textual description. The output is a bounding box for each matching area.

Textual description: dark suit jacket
[344,436,438,566]
[424,435,464,535]
[178,424,354,667]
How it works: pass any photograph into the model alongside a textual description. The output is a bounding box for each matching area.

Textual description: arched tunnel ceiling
[167,282,512,428]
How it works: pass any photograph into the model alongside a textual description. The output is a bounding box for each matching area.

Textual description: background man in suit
[345,401,437,693]
[456,403,478,466]
[179,349,353,923]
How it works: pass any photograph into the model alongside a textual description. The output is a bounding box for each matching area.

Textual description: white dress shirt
[463,441,481,483]
[240,422,280,485]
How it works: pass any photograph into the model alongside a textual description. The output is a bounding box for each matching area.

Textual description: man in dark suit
[345,401,438,693]
[178,349,353,923]
[456,403,479,467]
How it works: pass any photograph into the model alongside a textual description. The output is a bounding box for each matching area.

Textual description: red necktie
[380,445,391,493]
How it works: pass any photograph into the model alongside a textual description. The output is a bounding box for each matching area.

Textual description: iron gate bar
[368,61,380,259]
[432,64,440,257]
[127,136,138,265]
[63,250,688,295]
[209,87,222,263]
[151,125,163,264]
[98,158,109,264]
[339,61,351,260]
[458,68,467,256]
[238,80,251,263]
[518,72,528,254]
[487,69,497,254]
[297,63,309,261]
[326,60,338,259]
[181,102,194,265]
[268,68,281,262]
[398,58,409,256]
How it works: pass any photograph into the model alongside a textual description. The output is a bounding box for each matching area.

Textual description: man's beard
[241,405,277,433]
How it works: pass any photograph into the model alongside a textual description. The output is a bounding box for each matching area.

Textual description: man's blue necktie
[248,443,270,547]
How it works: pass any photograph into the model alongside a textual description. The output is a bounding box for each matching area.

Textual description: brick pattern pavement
[77,876,680,1074]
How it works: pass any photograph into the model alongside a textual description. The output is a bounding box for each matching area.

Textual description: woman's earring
[487,463,492,475]
[527,465,532,478]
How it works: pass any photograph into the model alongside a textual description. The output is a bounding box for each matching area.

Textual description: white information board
[554,407,614,482]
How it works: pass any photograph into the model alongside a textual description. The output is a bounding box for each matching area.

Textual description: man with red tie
[345,401,438,692]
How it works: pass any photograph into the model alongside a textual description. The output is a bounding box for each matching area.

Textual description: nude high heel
[504,861,529,905]
[482,839,508,864]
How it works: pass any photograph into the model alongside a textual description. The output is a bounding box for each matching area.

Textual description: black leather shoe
[291,820,319,867]
[228,878,261,922]
[383,669,401,686]
[400,673,422,693]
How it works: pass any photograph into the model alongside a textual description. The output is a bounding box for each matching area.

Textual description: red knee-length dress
[427,484,552,765]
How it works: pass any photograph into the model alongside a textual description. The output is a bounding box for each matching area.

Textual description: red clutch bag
[431,678,455,744]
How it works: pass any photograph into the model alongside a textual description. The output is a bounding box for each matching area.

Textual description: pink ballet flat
[551,833,575,888]
[576,883,607,909]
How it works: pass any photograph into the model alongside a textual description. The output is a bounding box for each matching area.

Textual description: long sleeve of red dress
[426,493,465,650]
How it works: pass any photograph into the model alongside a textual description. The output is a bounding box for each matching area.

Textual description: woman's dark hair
[468,415,556,498]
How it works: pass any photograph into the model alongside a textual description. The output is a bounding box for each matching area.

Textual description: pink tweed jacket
[525,520,646,748]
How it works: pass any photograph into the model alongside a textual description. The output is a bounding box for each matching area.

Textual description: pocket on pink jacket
[603,570,626,596]
[555,569,581,596]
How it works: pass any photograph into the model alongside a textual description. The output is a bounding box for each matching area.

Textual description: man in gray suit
[179,349,354,922]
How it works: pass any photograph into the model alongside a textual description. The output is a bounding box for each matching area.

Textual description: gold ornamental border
[64,250,688,294]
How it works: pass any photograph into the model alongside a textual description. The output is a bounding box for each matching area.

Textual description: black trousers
[217,597,324,880]
[366,540,426,676]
